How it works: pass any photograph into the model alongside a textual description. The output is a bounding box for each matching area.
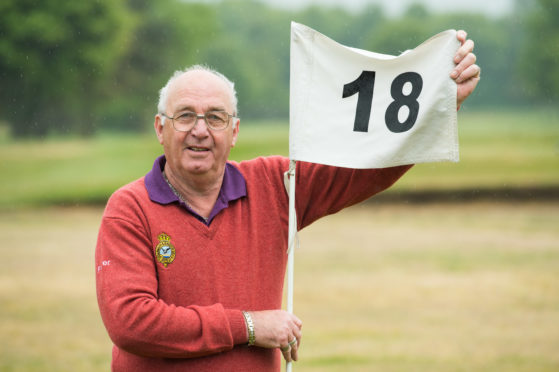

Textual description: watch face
[155,233,176,267]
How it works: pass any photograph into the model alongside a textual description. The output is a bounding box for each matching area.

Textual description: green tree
[433,12,519,107]
[202,0,292,119]
[363,4,434,55]
[99,0,218,132]
[349,4,387,49]
[519,0,559,103]
[0,0,131,137]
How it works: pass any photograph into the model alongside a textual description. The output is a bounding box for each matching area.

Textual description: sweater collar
[144,155,247,224]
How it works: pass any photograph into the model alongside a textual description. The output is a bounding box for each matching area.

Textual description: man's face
[155,70,239,185]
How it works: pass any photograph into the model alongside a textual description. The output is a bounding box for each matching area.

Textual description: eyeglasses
[160,110,237,132]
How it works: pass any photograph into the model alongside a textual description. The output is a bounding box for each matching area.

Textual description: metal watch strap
[242,311,255,346]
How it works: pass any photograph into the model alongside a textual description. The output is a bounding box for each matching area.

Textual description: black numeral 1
[342,71,376,132]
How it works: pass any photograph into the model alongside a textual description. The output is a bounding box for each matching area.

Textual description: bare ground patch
[0,202,558,371]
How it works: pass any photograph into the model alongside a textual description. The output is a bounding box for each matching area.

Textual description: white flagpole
[286,160,297,372]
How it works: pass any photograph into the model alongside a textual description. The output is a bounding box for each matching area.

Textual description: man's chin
[181,160,215,176]
[184,165,211,175]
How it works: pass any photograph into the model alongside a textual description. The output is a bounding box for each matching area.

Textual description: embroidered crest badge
[155,233,175,267]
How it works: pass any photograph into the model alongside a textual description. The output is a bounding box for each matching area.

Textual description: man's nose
[190,115,209,136]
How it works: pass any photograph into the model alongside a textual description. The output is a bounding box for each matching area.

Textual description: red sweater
[96,156,410,371]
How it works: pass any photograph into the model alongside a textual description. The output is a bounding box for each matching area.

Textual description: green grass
[291,202,559,372]
[397,109,559,191]
[1,202,557,371]
[0,110,558,208]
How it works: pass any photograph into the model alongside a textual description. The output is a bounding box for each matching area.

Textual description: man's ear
[154,115,164,145]
[231,118,240,147]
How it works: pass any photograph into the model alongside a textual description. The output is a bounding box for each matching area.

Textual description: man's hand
[451,30,481,109]
[248,310,303,363]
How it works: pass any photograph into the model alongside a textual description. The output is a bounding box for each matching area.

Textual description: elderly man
[96,31,480,371]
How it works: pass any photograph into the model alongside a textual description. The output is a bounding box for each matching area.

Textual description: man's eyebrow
[208,106,228,112]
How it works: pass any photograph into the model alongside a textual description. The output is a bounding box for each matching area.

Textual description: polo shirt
[144,155,247,225]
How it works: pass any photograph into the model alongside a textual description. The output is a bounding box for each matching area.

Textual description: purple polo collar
[144,155,247,225]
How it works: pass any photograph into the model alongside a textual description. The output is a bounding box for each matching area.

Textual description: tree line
[0,0,556,137]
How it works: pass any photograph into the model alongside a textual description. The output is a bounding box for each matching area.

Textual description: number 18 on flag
[289,22,461,169]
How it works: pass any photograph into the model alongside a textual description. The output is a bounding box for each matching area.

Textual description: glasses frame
[160,110,238,132]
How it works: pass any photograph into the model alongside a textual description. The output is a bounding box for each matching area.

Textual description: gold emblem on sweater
[155,233,175,267]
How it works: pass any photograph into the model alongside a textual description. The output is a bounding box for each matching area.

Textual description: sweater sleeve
[95,190,248,359]
[295,162,413,229]
[250,156,412,230]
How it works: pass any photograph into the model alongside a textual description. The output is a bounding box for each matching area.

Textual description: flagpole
[286,160,296,372]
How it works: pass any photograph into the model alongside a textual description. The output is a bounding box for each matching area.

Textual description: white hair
[157,65,238,127]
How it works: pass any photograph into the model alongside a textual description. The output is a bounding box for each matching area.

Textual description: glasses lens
[174,112,197,131]
[205,111,229,130]
[170,111,231,131]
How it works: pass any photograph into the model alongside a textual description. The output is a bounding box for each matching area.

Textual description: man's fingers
[456,64,481,84]
[456,29,467,44]
[452,30,481,108]
[291,327,302,360]
[454,39,474,64]
[291,340,299,362]
[457,66,481,107]
[451,52,478,81]
[280,344,292,362]
[290,314,303,335]
[281,335,300,362]
[292,314,303,329]
[279,336,297,362]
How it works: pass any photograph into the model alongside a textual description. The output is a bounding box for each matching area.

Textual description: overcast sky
[259,0,515,17]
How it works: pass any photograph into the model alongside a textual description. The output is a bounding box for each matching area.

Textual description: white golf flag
[289,22,460,168]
